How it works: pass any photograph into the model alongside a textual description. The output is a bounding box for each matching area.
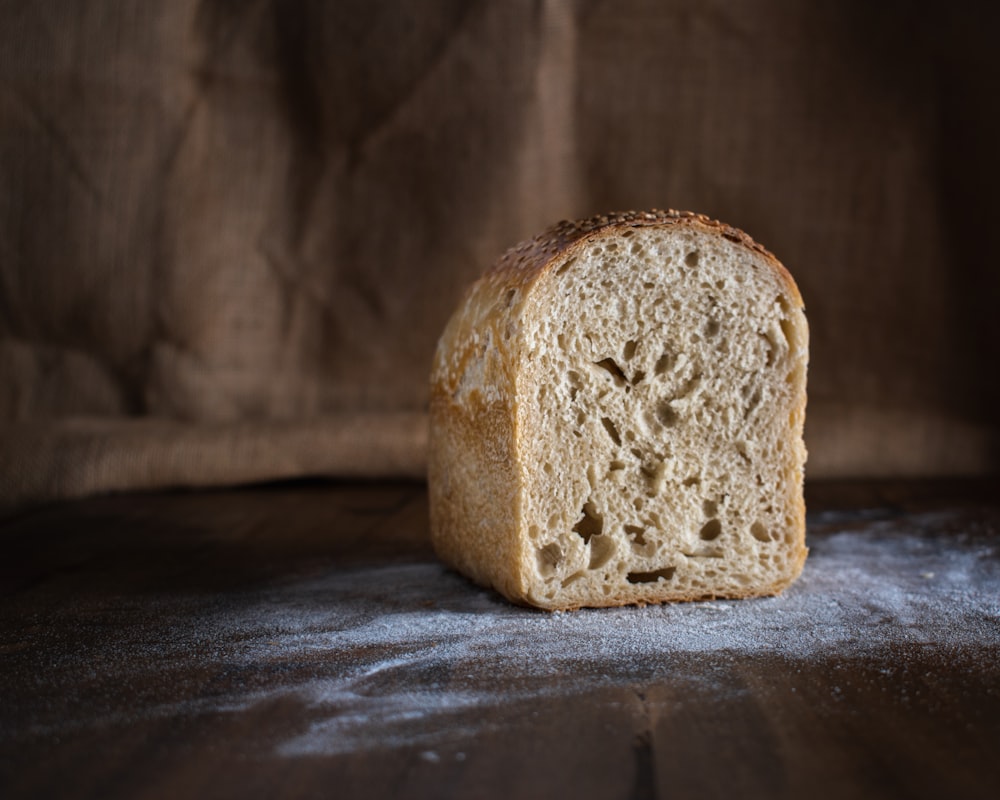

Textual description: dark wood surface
[1,479,998,800]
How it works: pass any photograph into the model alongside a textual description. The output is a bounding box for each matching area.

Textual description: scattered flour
[3,509,998,758]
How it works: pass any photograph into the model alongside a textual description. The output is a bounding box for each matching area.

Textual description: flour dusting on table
[4,509,998,758]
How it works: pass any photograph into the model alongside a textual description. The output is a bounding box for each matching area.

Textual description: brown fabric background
[1,0,998,506]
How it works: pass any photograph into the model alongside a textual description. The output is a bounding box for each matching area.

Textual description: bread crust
[429,210,807,610]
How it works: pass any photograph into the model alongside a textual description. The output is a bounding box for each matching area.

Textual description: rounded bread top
[489,209,802,309]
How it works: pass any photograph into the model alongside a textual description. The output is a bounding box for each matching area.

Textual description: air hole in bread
[751,521,770,542]
[654,352,673,375]
[680,374,701,400]
[623,524,647,544]
[685,250,700,267]
[640,460,666,496]
[609,460,626,471]
[786,363,804,387]
[555,256,576,276]
[699,519,723,540]
[705,319,720,337]
[588,534,616,570]
[594,357,628,387]
[537,543,562,576]
[601,417,622,446]
[627,566,676,584]
[779,316,796,348]
[567,370,583,401]
[623,339,638,360]
[703,499,719,518]
[656,402,679,427]
[561,571,586,587]
[761,334,776,367]
[572,502,604,543]
[685,548,723,559]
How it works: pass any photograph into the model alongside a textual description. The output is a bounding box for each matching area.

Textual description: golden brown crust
[429,210,807,611]
[489,209,803,309]
[429,254,532,600]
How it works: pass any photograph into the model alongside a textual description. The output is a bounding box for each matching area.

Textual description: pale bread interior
[517,226,807,608]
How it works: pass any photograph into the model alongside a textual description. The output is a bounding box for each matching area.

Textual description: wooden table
[1,480,998,800]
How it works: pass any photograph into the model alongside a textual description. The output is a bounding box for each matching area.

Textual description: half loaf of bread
[429,210,808,610]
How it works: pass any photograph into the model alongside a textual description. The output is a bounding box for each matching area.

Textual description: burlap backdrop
[1,0,998,506]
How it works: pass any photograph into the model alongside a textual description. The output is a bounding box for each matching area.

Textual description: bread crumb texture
[429,210,808,610]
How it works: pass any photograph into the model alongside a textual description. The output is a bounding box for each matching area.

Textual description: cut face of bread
[429,211,808,610]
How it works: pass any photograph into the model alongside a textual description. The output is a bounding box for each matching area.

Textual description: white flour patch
[275,688,502,757]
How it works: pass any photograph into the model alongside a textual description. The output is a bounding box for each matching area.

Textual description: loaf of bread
[429,210,808,610]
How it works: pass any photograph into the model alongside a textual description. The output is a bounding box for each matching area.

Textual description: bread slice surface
[429,210,808,610]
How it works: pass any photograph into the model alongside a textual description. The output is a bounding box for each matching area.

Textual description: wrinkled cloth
[1,0,998,506]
